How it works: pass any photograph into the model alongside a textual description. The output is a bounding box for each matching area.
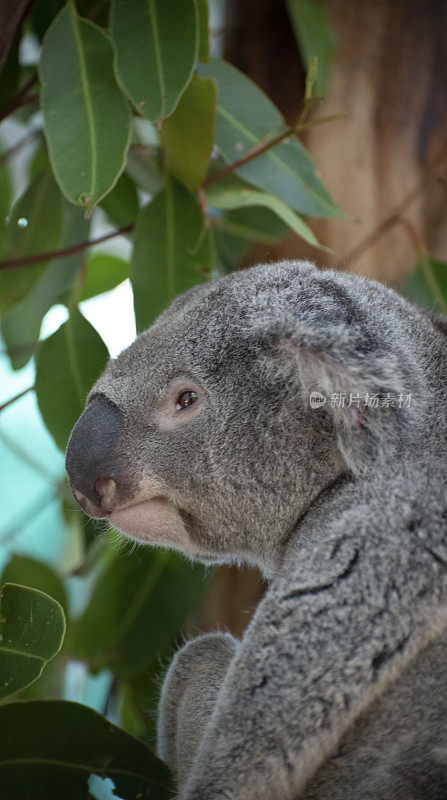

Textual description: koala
[65,260,447,799]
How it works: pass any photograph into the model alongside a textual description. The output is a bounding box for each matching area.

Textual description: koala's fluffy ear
[269,321,427,474]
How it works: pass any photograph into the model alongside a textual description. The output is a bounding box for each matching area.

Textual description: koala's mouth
[73,487,189,546]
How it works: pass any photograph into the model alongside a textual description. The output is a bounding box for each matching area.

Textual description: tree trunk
[197,0,447,636]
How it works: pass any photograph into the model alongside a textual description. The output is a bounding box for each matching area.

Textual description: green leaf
[1,557,68,615]
[125,150,164,195]
[403,256,447,313]
[0,168,64,313]
[207,177,327,250]
[80,253,129,301]
[0,584,65,700]
[216,206,289,244]
[197,0,210,62]
[0,145,11,222]
[110,0,198,123]
[161,73,215,192]
[198,58,340,217]
[2,203,90,370]
[0,699,173,798]
[74,548,211,675]
[131,176,211,330]
[35,310,109,451]
[100,172,139,227]
[39,5,132,211]
[286,0,337,96]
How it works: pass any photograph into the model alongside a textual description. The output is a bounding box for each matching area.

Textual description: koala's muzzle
[65,394,124,518]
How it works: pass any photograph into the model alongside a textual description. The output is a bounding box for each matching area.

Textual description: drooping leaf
[74,547,211,675]
[110,0,198,123]
[196,0,210,62]
[0,584,65,700]
[125,150,164,195]
[161,73,215,191]
[0,700,173,799]
[286,0,337,96]
[39,5,132,211]
[131,176,211,330]
[0,168,64,312]
[207,176,328,249]
[100,172,139,227]
[1,556,68,614]
[198,58,340,217]
[403,256,447,313]
[79,253,129,301]
[35,310,109,451]
[216,205,289,244]
[2,203,90,369]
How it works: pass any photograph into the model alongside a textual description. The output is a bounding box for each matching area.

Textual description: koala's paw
[157,632,239,786]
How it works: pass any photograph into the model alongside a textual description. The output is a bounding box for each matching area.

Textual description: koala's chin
[109,498,189,548]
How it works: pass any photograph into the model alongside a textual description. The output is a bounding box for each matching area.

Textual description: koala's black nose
[65,394,124,515]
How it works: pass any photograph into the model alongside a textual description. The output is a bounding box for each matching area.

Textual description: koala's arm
[178,530,445,800]
[157,632,239,786]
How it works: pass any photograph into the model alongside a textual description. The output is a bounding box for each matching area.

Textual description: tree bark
[197,0,447,637]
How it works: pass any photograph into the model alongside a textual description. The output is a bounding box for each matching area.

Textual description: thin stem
[0,223,134,271]
[0,385,34,413]
[200,109,345,192]
[201,125,295,190]
[0,73,38,123]
[344,141,447,267]
[0,488,59,546]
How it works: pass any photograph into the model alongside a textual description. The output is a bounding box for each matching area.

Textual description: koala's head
[66,260,430,575]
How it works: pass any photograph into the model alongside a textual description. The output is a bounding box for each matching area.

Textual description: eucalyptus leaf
[125,150,164,195]
[131,177,211,330]
[80,253,129,301]
[207,177,327,249]
[216,206,288,244]
[286,0,337,95]
[74,547,211,675]
[110,0,198,123]
[2,203,90,370]
[0,168,63,313]
[198,58,340,217]
[35,310,109,451]
[1,556,68,614]
[0,700,173,799]
[196,0,210,62]
[161,73,216,192]
[100,172,139,227]
[0,583,65,700]
[39,5,132,211]
[403,257,447,313]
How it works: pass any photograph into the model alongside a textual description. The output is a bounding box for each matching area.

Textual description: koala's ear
[270,322,427,475]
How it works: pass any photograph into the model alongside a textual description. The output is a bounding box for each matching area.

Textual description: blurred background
[0,0,446,744]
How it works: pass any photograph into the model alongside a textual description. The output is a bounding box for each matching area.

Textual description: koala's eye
[175,390,198,411]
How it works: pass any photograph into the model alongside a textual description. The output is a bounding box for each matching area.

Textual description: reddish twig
[0,223,134,271]
[0,385,34,412]
[201,126,295,190]
[0,72,38,123]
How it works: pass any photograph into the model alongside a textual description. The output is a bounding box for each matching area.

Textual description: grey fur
[66,260,447,798]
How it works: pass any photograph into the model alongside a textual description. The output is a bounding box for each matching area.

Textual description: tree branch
[0,223,134,271]
[0,385,34,412]
[0,72,38,123]
[201,125,295,190]
[343,141,447,267]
